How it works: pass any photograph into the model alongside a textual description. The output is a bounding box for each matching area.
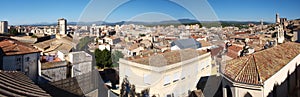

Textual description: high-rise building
[0,21,8,34]
[276,13,280,24]
[57,18,67,35]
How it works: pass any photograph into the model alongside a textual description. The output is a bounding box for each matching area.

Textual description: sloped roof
[0,71,50,96]
[171,38,201,49]
[223,42,300,85]
[0,37,40,55]
[131,49,208,67]
[34,36,75,54]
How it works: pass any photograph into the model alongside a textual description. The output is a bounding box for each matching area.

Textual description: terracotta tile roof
[0,37,40,55]
[127,43,140,51]
[0,70,50,96]
[223,42,300,85]
[227,45,243,52]
[130,49,208,67]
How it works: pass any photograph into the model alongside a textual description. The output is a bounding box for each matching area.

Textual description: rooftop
[130,49,208,67]
[223,42,300,85]
[0,70,50,96]
[0,37,40,55]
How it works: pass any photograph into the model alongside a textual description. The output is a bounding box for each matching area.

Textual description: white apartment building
[0,21,8,34]
[58,18,67,35]
[119,49,212,97]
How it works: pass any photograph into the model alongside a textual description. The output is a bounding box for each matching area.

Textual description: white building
[0,37,40,82]
[222,42,300,97]
[0,21,8,34]
[119,49,212,97]
[58,18,67,35]
[98,44,110,51]
[104,36,121,45]
[66,51,92,77]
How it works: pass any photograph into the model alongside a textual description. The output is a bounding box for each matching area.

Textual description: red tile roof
[0,37,40,55]
[228,45,243,52]
[223,42,300,85]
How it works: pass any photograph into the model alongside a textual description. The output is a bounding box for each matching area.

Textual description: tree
[8,27,19,35]
[112,50,124,67]
[76,36,93,51]
[95,48,112,68]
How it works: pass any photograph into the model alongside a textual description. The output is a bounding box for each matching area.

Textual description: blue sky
[0,0,299,25]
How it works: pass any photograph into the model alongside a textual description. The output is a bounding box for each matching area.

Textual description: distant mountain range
[23,19,271,27]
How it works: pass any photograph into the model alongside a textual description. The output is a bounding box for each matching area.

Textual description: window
[16,58,21,62]
[164,75,171,86]
[173,72,180,82]
[26,57,30,62]
[144,74,151,84]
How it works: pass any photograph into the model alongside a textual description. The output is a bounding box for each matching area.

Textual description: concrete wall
[2,53,39,82]
[72,61,92,77]
[41,66,67,82]
[68,51,93,77]
[119,53,212,97]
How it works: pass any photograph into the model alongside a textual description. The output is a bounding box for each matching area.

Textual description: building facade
[58,18,67,35]
[222,42,300,97]
[67,51,93,77]
[0,21,8,34]
[119,49,212,97]
[0,38,40,82]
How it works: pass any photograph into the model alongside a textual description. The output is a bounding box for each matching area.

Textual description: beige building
[0,21,8,34]
[119,49,212,97]
[222,42,300,97]
[58,18,67,35]
[0,37,41,82]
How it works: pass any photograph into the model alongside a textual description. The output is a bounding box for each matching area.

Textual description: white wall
[119,52,212,96]
[263,53,300,96]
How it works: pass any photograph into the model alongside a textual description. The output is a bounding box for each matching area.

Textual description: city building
[222,42,300,97]
[170,38,202,50]
[33,36,75,56]
[119,49,212,97]
[125,43,144,57]
[276,13,280,24]
[0,37,40,82]
[40,51,92,82]
[40,70,116,97]
[103,36,121,45]
[226,44,243,59]
[66,51,92,77]
[275,25,285,44]
[41,61,68,82]
[58,18,67,35]
[0,21,8,34]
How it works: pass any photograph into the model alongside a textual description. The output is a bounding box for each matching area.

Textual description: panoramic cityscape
[0,0,300,97]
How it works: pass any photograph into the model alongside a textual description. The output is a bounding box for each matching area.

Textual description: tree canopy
[95,48,112,68]
[112,50,124,67]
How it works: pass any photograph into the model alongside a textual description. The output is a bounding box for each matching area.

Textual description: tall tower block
[57,18,67,35]
[276,13,280,24]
